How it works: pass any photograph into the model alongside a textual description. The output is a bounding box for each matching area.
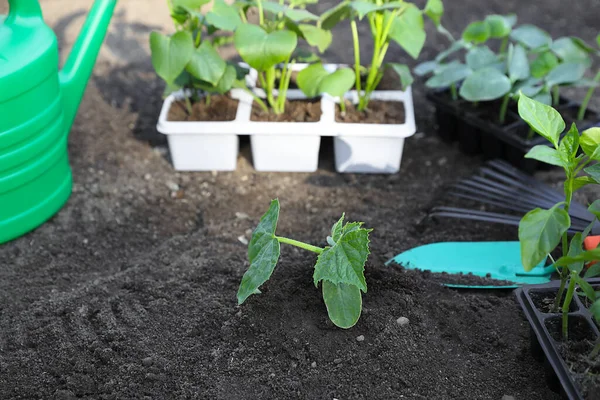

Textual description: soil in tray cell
[336,100,406,124]
[168,95,239,122]
[530,290,580,314]
[251,99,322,122]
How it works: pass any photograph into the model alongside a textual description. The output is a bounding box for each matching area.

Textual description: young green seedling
[237,199,372,329]
[149,0,266,114]
[319,0,443,111]
[577,33,600,121]
[231,0,332,114]
[517,93,600,339]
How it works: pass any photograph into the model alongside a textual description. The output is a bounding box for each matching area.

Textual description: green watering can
[0,0,116,244]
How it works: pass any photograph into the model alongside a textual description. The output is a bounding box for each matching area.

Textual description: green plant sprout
[231,0,332,114]
[149,0,266,114]
[417,16,595,126]
[517,93,600,340]
[319,0,444,112]
[577,33,600,121]
[237,199,371,329]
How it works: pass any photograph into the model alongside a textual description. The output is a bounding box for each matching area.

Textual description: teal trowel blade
[385,241,555,289]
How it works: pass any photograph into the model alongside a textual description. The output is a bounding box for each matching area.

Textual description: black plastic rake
[429,160,599,235]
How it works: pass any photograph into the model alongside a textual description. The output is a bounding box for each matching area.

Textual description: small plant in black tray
[415,14,599,170]
[515,94,600,398]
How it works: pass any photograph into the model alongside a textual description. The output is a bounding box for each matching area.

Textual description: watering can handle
[7,0,43,20]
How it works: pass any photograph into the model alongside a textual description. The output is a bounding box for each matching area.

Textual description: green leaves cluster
[517,94,600,340]
[416,15,596,123]
[237,199,372,329]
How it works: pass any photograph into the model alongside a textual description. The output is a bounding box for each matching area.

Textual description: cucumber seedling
[237,199,372,329]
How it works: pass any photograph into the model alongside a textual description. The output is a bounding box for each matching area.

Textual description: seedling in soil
[149,0,264,114]
[231,0,332,114]
[517,93,600,339]
[319,0,444,111]
[237,199,372,329]
[417,15,594,125]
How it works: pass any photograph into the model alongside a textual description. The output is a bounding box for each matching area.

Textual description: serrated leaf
[530,51,559,78]
[545,62,587,87]
[424,0,443,27]
[237,200,281,304]
[580,128,600,158]
[296,63,354,98]
[519,205,570,271]
[388,5,426,59]
[524,145,565,167]
[313,226,371,292]
[322,281,362,329]
[150,31,194,84]
[331,214,345,242]
[466,46,498,70]
[510,24,551,49]
[462,21,490,44]
[425,63,471,89]
[559,123,580,159]
[518,93,565,147]
[297,25,332,53]
[205,0,243,31]
[567,233,585,273]
[484,14,515,38]
[508,44,530,82]
[459,67,511,101]
[185,41,226,85]
[234,25,297,71]
[387,63,414,90]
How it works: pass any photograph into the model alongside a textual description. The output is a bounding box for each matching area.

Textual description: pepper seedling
[517,93,600,340]
[319,0,443,111]
[149,0,265,114]
[237,199,372,329]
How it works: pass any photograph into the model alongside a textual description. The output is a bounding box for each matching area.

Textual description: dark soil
[411,268,519,287]
[530,290,580,314]
[167,95,239,122]
[251,99,322,122]
[558,103,600,130]
[336,100,406,124]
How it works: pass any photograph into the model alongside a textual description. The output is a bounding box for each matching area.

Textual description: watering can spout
[59,0,117,130]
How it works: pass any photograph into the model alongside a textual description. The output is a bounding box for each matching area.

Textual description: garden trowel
[385,241,554,289]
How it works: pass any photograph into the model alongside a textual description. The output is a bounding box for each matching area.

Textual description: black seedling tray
[427,89,600,173]
[516,279,600,399]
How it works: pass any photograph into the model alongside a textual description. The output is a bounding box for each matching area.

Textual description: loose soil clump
[251,99,322,122]
[168,95,239,122]
[336,100,405,124]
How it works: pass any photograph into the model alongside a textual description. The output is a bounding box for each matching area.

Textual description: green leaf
[588,199,600,220]
[172,0,211,9]
[388,5,426,59]
[591,300,600,322]
[348,1,405,18]
[466,46,498,70]
[551,37,593,64]
[387,63,414,90]
[459,67,511,101]
[532,90,552,106]
[261,1,318,21]
[234,25,297,71]
[545,62,587,87]
[517,93,565,147]
[530,51,559,78]
[597,33,600,48]
[297,25,332,53]
[524,145,565,167]
[462,21,490,44]
[424,0,443,27]
[205,0,243,31]
[150,31,194,84]
[585,263,600,279]
[580,127,600,158]
[296,64,354,98]
[213,64,237,94]
[331,214,345,243]
[320,1,351,30]
[555,248,600,266]
[567,233,585,273]
[508,44,530,82]
[237,199,281,304]
[435,40,467,62]
[559,123,580,159]
[585,164,600,182]
[185,41,226,85]
[519,205,570,271]
[313,223,371,292]
[575,275,596,300]
[484,14,516,38]
[414,60,437,76]
[510,24,551,49]
[572,176,598,191]
[425,63,471,89]
[322,281,362,329]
